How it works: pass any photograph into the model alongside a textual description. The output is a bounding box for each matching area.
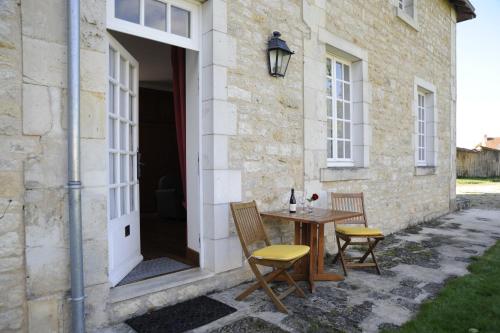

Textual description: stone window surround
[413,76,438,175]
[318,29,372,182]
[395,0,420,31]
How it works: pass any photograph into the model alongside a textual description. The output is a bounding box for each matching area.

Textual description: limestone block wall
[0,1,28,331]
[227,0,306,244]
[315,0,456,253]
[226,0,457,253]
[0,0,112,331]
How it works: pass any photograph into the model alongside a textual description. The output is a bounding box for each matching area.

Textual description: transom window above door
[107,0,199,50]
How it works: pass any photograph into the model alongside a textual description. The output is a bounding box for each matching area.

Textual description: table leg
[317,224,325,274]
[308,224,317,292]
[313,223,344,282]
[293,222,303,273]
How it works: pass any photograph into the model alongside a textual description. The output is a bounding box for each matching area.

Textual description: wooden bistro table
[260,208,363,292]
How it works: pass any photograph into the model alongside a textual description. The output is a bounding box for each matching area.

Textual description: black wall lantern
[267,31,294,78]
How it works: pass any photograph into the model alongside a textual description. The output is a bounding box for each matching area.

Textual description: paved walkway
[457,182,500,210]
[194,208,500,333]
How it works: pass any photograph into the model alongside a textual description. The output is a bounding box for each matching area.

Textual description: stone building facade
[0,0,474,331]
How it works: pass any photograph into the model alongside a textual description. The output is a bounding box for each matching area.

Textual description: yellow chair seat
[336,225,383,237]
[252,245,310,261]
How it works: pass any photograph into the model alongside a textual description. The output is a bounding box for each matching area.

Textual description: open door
[107,34,142,286]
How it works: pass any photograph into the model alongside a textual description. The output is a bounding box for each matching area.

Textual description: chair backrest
[230,201,270,258]
[331,192,367,226]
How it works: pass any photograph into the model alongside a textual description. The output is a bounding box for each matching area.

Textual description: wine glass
[300,191,307,212]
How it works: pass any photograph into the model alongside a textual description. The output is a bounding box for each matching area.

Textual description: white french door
[107,34,142,286]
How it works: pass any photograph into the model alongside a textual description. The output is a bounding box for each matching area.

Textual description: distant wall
[457,148,500,178]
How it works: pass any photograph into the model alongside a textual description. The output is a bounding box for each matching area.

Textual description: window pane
[327,120,332,138]
[337,101,343,119]
[109,47,116,78]
[129,126,134,151]
[326,58,332,76]
[130,185,135,212]
[120,57,127,86]
[120,122,126,150]
[120,186,127,215]
[345,122,351,139]
[109,153,115,184]
[109,188,117,219]
[335,62,342,80]
[344,103,350,119]
[108,84,115,114]
[326,79,332,96]
[327,140,333,159]
[115,0,140,24]
[327,99,332,117]
[108,119,115,148]
[337,120,344,138]
[345,141,351,159]
[336,81,343,99]
[129,156,134,181]
[344,83,350,101]
[129,65,134,91]
[129,95,134,121]
[337,141,344,158]
[344,64,350,81]
[171,6,190,37]
[145,0,167,31]
[120,89,127,118]
[120,154,126,182]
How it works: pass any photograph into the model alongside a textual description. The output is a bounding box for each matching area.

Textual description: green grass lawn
[383,241,500,333]
[457,177,500,185]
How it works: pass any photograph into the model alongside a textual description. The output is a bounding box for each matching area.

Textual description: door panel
[108,34,142,287]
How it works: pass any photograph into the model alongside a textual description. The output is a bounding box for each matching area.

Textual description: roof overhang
[449,0,476,22]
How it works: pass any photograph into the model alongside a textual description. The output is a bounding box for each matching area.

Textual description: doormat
[117,257,191,286]
[125,296,237,333]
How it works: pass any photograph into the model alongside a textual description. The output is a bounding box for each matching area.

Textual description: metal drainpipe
[67,0,85,331]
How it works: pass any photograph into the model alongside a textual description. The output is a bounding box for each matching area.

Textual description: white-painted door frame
[106,0,204,287]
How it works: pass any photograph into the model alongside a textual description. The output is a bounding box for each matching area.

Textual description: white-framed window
[417,92,426,164]
[398,0,415,17]
[326,55,353,166]
[414,78,437,167]
[395,0,418,30]
[107,0,200,51]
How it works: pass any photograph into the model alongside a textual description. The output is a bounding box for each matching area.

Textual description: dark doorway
[138,87,189,263]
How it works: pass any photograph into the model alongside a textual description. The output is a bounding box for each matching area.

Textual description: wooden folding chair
[230,201,310,313]
[331,193,384,276]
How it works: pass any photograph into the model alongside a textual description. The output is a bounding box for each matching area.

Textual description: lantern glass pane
[279,52,291,76]
[269,49,278,75]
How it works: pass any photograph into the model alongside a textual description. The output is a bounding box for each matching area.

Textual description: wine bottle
[289,188,296,213]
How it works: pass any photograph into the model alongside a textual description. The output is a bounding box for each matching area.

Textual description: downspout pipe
[67,0,85,332]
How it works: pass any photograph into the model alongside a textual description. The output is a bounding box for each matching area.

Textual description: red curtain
[171,46,186,207]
